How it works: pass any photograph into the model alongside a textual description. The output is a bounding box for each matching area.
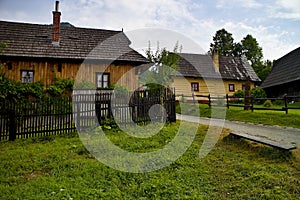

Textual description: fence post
[192,93,195,104]
[226,94,229,109]
[251,96,254,112]
[244,76,251,110]
[76,102,81,130]
[208,94,211,107]
[8,110,16,141]
[284,95,288,114]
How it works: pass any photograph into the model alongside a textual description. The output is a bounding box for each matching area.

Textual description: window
[229,84,235,92]
[21,70,34,83]
[57,63,62,72]
[96,72,110,88]
[191,82,199,92]
[242,84,246,90]
[7,62,12,70]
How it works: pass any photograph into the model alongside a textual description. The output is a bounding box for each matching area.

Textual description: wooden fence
[74,88,176,130]
[0,97,75,141]
[176,93,300,114]
[0,89,176,141]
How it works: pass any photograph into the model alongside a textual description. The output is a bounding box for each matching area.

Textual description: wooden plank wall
[0,60,138,90]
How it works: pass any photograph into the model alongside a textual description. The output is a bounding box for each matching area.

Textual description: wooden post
[226,94,229,109]
[251,96,254,112]
[76,102,81,130]
[8,110,16,141]
[284,95,288,114]
[192,93,195,104]
[244,76,251,110]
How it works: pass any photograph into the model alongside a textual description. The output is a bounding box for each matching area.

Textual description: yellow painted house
[171,52,261,101]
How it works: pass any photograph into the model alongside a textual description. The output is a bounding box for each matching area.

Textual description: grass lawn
[1,122,300,199]
[177,103,300,129]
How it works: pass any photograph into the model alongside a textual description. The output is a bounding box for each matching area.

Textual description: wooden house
[262,47,300,97]
[0,1,148,91]
[171,51,261,99]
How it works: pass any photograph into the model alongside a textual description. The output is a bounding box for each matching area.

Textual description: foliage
[209,29,272,81]
[0,41,9,54]
[273,100,284,106]
[250,87,267,99]
[263,100,273,107]
[0,74,45,100]
[46,78,74,96]
[252,59,273,82]
[113,84,129,97]
[140,42,181,90]
[232,87,267,100]
[74,80,95,89]
[0,123,300,199]
[209,28,235,56]
[0,73,74,100]
[240,34,263,64]
[233,89,245,98]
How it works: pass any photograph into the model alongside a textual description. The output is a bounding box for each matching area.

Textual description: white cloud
[216,0,262,9]
[214,21,299,60]
[270,0,300,20]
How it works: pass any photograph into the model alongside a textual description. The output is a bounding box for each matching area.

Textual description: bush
[250,87,267,99]
[250,87,267,104]
[263,100,273,107]
[74,80,95,89]
[233,90,245,98]
[0,73,74,100]
[273,100,284,106]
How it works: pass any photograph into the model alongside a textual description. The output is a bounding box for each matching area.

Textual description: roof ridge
[0,20,122,33]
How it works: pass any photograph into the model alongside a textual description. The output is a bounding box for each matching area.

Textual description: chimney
[212,48,219,72]
[52,1,61,46]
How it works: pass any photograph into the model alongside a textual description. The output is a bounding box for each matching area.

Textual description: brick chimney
[52,1,61,46]
[212,48,219,72]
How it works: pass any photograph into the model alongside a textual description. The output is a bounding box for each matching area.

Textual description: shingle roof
[262,47,300,88]
[219,55,260,82]
[177,53,261,82]
[0,20,148,63]
[177,53,217,78]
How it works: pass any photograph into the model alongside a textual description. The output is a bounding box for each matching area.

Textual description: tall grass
[1,122,300,199]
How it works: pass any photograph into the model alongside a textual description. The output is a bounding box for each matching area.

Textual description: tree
[240,34,263,64]
[140,42,181,90]
[209,29,272,82]
[252,59,273,82]
[209,29,235,56]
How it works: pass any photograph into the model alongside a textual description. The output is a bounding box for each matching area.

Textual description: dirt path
[177,114,300,148]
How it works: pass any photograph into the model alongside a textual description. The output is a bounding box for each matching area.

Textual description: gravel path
[177,114,300,148]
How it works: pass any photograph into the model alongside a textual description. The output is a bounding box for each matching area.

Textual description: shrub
[263,100,273,107]
[233,90,245,98]
[250,87,267,99]
[273,100,284,106]
[250,87,267,104]
[74,80,95,89]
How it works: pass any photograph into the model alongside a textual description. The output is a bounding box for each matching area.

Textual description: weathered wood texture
[0,60,139,90]
[230,132,296,151]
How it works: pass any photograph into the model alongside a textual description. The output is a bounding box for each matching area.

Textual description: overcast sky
[0,0,299,61]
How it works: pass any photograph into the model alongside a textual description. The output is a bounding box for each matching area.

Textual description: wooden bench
[230,132,296,151]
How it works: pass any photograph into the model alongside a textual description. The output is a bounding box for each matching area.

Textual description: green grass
[1,123,300,199]
[177,103,300,129]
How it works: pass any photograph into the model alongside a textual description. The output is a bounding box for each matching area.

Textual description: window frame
[242,84,246,90]
[191,82,199,92]
[229,84,235,92]
[21,70,34,83]
[96,72,110,89]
